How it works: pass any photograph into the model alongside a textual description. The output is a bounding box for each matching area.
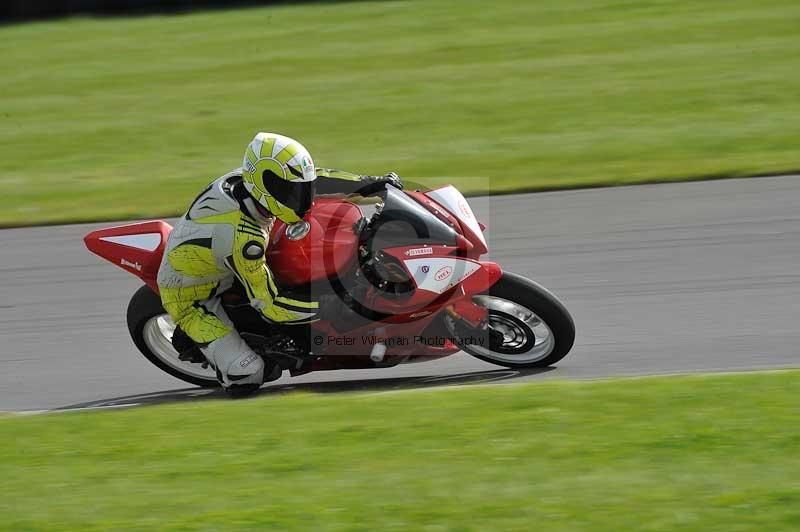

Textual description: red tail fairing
[83,221,172,292]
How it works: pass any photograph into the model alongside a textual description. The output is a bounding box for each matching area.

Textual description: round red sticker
[435,266,453,281]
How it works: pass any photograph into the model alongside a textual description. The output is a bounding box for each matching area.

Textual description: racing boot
[201,332,265,398]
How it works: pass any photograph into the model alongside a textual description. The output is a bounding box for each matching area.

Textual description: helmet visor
[262,173,315,218]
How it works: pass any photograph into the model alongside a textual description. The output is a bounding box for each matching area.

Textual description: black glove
[379,172,403,190]
[358,172,404,195]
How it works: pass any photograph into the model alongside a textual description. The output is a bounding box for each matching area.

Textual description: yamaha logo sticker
[405,247,434,256]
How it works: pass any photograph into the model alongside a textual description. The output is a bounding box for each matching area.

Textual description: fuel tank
[266,198,363,286]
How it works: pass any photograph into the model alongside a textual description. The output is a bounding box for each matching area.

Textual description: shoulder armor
[186,176,238,221]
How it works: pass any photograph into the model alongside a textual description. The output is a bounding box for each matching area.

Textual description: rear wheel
[444,272,575,368]
[127,285,219,388]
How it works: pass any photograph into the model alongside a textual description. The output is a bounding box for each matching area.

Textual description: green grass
[2,371,799,530]
[1,1,800,226]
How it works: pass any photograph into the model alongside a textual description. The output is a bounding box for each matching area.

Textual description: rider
[156,132,402,395]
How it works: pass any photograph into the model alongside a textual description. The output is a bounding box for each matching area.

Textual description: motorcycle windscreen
[369,187,459,249]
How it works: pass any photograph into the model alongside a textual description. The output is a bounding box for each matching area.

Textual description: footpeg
[370,327,387,363]
[262,360,282,383]
[370,342,387,363]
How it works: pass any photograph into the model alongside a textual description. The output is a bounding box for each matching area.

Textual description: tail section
[84,221,172,291]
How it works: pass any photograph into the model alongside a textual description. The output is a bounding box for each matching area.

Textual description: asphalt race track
[1,176,799,411]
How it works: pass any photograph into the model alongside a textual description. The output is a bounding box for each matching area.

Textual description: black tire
[126,285,220,388]
[452,272,575,368]
[225,384,261,398]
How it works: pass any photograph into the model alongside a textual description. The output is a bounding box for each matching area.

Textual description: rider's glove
[358,172,404,195]
[379,172,403,190]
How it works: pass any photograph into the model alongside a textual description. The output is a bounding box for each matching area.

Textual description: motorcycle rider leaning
[156,132,402,395]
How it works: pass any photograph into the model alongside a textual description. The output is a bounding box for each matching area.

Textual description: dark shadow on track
[1,0,398,27]
[54,367,556,412]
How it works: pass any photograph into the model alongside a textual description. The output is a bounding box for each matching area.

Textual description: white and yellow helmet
[241,132,317,223]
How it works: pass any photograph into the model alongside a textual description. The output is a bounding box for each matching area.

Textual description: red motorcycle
[84,184,575,388]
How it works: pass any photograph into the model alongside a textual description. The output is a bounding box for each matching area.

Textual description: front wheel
[127,285,220,388]
[444,272,575,368]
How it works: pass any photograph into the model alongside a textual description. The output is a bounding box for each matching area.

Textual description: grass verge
[1,0,799,226]
[2,370,799,530]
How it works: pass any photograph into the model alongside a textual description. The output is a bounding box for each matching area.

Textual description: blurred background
[2,2,800,530]
[1,0,285,19]
[1,0,798,225]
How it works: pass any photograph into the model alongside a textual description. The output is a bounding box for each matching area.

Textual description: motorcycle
[84,184,575,389]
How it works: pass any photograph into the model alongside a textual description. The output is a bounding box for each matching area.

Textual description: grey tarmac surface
[1,175,799,411]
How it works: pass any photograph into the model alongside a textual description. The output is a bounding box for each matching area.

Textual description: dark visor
[262,170,315,217]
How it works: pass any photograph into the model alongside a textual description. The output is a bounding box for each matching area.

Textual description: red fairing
[83,221,172,292]
[449,261,504,325]
[266,198,362,286]
[409,188,489,257]
[459,260,503,296]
